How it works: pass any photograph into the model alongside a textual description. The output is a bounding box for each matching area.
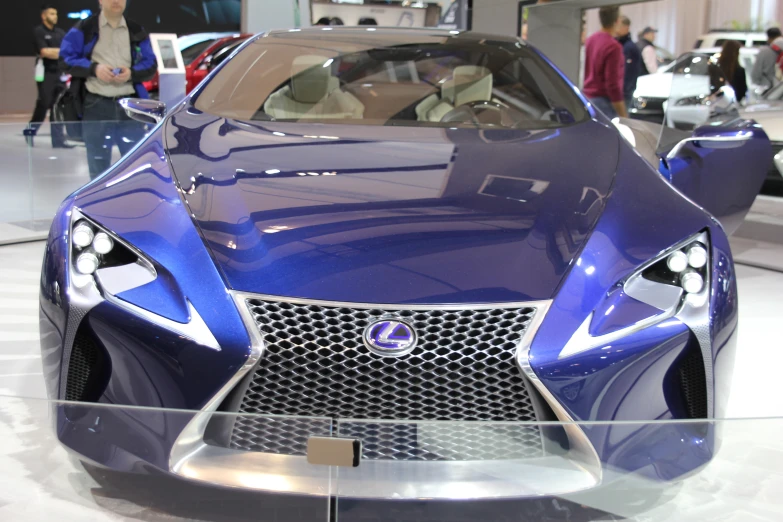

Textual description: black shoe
[52,143,75,149]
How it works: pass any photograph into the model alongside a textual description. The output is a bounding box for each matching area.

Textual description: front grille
[229,298,542,461]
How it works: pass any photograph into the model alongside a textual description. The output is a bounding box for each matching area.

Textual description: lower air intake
[64,327,107,402]
[678,343,708,419]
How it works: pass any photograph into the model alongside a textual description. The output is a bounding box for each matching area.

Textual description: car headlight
[67,208,220,351]
[675,95,709,106]
[634,238,710,297]
[560,232,710,359]
[69,212,156,292]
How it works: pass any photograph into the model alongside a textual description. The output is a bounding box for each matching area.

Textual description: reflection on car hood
[165,110,620,304]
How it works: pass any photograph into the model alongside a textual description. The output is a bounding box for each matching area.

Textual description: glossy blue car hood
[166,110,620,304]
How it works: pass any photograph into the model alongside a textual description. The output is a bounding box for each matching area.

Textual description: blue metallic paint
[38,29,766,493]
[664,122,771,235]
[164,111,620,303]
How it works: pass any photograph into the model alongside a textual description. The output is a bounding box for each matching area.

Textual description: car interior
[263,53,579,127]
[197,43,585,129]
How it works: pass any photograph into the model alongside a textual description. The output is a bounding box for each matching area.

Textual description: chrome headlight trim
[63,208,219,354]
[559,231,710,361]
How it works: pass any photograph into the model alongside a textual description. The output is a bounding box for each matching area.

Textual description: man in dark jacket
[637,27,658,75]
[59,0,157,179]
[616,16,642,110]
[27,4,69,148]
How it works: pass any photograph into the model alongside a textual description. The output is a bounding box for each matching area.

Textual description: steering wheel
[440,100,525,127]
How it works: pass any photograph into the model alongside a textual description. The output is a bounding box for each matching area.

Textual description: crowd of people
[584,6,782,120]
[25,1,158,180]
[582,7,663,119]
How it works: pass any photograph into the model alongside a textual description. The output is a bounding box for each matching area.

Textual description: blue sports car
[40,28,770,499]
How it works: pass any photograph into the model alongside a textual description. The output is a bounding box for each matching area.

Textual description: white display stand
[149,33,186,108]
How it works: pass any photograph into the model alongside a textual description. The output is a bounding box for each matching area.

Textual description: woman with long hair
[718,40,748,103]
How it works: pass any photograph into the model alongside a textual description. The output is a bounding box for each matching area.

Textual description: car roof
[702,30,766,37]
[263,26,522,45]
[695,46,758,54]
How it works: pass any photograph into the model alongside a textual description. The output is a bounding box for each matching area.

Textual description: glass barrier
[0,123,35,232]
[0,396,332,521]
[0,120,153,245]
[0,394,781,521]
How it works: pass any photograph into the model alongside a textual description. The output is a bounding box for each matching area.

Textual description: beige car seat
[416,66,493,122]
[264,55,364,120]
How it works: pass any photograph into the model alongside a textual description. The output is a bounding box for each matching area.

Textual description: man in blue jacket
[59,0,157,179]
[616,15,642,112]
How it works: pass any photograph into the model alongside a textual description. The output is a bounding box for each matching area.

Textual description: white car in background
[695,30,768,49]
[631,47,761,125]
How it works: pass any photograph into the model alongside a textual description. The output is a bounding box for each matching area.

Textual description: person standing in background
[59,0,157,179]
[719,40,748,103]
[637,27,658,75]
[25,4,69,148]
[616,16,642,110]
[751,28,783,93]
[583,6,627,118]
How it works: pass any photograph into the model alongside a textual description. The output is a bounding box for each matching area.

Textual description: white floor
[0,240,782,521]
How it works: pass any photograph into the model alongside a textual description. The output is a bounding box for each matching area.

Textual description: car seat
[264,55,364,120]
[416,66,493,122]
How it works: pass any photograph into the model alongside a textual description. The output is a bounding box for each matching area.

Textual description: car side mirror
[120,98,166,124]
[666,131,752,160]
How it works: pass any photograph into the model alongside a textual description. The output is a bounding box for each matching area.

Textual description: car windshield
[193,31,588,129]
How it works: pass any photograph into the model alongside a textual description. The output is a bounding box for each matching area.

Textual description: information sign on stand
[149,34,186,109]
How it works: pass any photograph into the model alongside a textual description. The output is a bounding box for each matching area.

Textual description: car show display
[38,27,772,500]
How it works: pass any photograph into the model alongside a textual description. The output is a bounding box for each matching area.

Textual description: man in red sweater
[583,6,627,118]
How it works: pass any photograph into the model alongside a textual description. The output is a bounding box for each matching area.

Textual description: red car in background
[144,34,251,96]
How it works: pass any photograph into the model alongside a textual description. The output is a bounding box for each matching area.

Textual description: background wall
[243,0,310,33]
[585,0,782,56]
[1,0,242,116]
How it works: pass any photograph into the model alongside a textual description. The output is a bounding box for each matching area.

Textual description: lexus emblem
[363,317,417,357]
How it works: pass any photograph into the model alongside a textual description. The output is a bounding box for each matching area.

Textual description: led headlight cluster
[72,220,115,275]
[644,240,710,295]
[70,218,142,279]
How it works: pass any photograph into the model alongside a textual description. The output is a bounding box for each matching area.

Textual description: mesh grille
[65,329,101,402]
[678,344,708,419]
[229,298,542,461]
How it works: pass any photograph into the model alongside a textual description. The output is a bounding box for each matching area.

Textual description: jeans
[29,72,66,146]
[82,92,146,179]
[588,96,618,119]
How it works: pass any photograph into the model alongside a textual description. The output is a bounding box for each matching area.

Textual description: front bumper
[165,293,603,499]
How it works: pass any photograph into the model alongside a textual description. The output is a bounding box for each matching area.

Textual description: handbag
[52,86,83,142]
